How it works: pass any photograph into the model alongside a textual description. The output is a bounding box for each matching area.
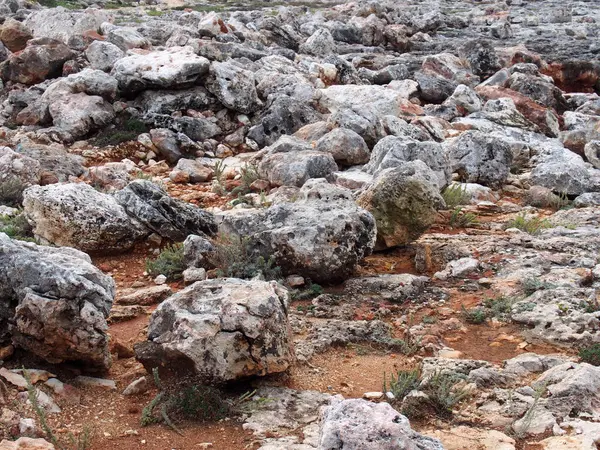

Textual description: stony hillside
[0,0,599,449]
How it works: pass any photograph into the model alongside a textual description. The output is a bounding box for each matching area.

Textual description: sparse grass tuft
[449,207,478,228]
[92,118,148,147]
[579,344,600,366]
[461,305,487,324]
[521,277,554,296]
[505,213,551,235]
[482,295,518,322]
[0,213,34,242]
[422,371,471,419]
[145,243,186,281]
[383,369,420,402]
[290,283,323,301]
[0,179,26,206]
[442,184,470,209]
[231,163,260,196]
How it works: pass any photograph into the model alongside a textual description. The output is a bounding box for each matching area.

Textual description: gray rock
[205,61,262,114]
[183,234,216,268]
[85,41,125,72]
[364,136,450,189]
[318,398,444,450]
[574,192,600,207]
[114,180,217,241]
[111,47,210,94]
[445,131,513,188]
[0,233,114,369]
[23,183,147,253]
[218,179,376,283]
[24,8,110,43]
[530,150,593,196]
[107,27,150,52]
[300,28,336,56]
[136,279,294,382]
[314,128,370,166]
[584,140,600,169]
[258,150,338,187]
[14,144,84,182]
[357,162,444,250]
[0,147,41,200]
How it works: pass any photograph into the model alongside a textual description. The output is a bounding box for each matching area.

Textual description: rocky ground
[0,0,600,448]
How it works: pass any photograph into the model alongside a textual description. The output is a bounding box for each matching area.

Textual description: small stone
[154,274,167,285]
[18,418,37,436]
[183,267,207,284]
[122,377,149,396]
[363,392,384,400]
[286,275,305,288]
[0,368,27,389]
[73,376,116,391]
[0,345,13,361]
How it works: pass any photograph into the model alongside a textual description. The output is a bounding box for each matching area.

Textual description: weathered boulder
[0,233,114,370]
[0,437,55,450]
[0,38,73,85]
[300,28,336,56]
[357,162,444,250]
[23,8,110,43]
[107,27,150,52]
[23,183,147,253]
[530,150,593,196]
[14,144,85,182]
[364,136,451,189]
[218,180,376,283]
[0,18,32,52]
[585,141,600,169]
[135,279,294,382]
[114,180,217,241]
[85,40,125,72]
[314,128,370,166]
[445,130,513,188]
[318,398,443,450]
[111,47,210,94]
[0,147,41,202]
[258,150,338,187]
[205,61,262,114]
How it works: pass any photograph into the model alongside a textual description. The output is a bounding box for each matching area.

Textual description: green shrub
[461,305,487,324]
[290,283,324,301]
[449,207,478,228]
[210,234,281,281]
[0,179,26,206]
[579,344,600,366]
[422,371,470,419]
[231,163,260,196]
[441,184,470,209]
[145,243,186,280]
[521,277,554,296]
[505,213,551,235]
[0,213,34,242]
[482,295,517,322]
[383,369,420,403]
[92,118,148,147]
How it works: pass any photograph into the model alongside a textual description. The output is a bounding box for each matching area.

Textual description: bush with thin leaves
[505,213,551,235]
[461,305,487,324]
[0,212,34,242]
[579,344,600,366]
[449,207,478,228]
[383,369,420,403]
[441,184,470,209]
[0,179,26,206]
[145,243,186,280]
[422,371,471,419]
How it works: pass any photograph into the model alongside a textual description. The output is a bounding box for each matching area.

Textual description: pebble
[154,274,167,285]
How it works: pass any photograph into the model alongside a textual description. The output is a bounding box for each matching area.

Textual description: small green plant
[422,371,471,419]
[210,234,281,281]
[442,184,470,209]
[145,243,186,281]
[92,118,148,147]
[483,295,517,322]
[513,381,547,438]
[461,305,487,324]
[383,369,420,402]
[0,179,26,206]
[146,7,164,15]
[232,163,260,196]
[557,302,570,315]
[0,213,34,241]
[422,315,438,324]
[521,277,554,296]
[449,207,478,228]
[581,298,600,314]
[211,160,228,195]
[505,213,551,235]
[548,191,571,210]
[290,283,324,301]
[579,344,600,366]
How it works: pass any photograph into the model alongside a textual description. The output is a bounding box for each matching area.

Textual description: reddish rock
[0,18,32,53]
[476,85,560,137]
[542,61,600,93]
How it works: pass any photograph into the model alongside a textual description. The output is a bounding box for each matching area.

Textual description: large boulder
[314,128,370,166]
[300,28,336,56]
[357,162,444,250]
[218,180,376,283]
[205,61,262,114]
[106,27,150,52]
[0,38,73,85]
[23,183,147,253]
[0,18,32,52]
[0,233,115,370]
[0,147,41,202]
[445,130,513,188]
[364,136,451,189]
[530,149,594,196]
[135,279,294,382]
[114,180,217,241]
[23,8,110,43]
[111,47,210,94]
[14,144,85,183]
[318,398,443,450]
[85,40,125,72]
[258,150,338,187]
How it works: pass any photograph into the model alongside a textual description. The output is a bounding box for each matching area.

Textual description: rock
[85,40,125,72]
[300,28,336,56]
[154,274,167,285]
[364,136,450,189]
[426,427,515,450]
[122,376,149,396]
[0,39,73,85]
[205,61,262,114]
[73,376,116,391]
[0,368,26,389]
[218,180,376,283]
[14,144,85,182]
[318,398,443,450]
[114,180,217,241]
[314,128,370,166]
[149,128,184,163]
[111,47,210,95]
[344,274,429,303]
[445,131,513,188]
[107,27,150,52]
[0,18,32,52]
[258,150,338,187]
[183,234,216,268]
[24,8,110,43]
[357,162,444,250]
[182,267,207,283]
[135,279,294,382]
[584,140,600,169]
[574,192,600,207]
[86,162,134,192]
[117,285,172,306]
[172,159,213,183]
[0,233,114,369]
[0,147,41,201]
[23,183,147,253]
[0,437,55,450]
[530,151,593,196]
